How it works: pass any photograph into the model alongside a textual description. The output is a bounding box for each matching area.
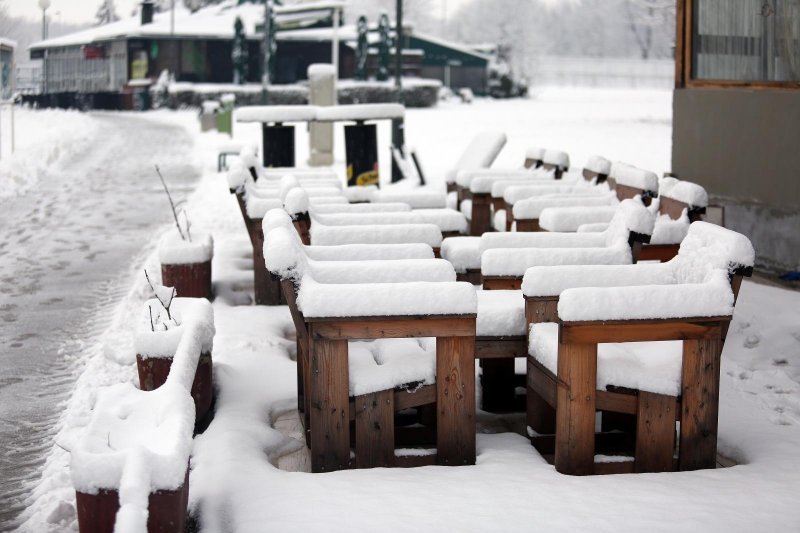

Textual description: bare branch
[155,165,186,241]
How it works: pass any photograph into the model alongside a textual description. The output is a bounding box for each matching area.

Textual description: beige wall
[672,87,800,272]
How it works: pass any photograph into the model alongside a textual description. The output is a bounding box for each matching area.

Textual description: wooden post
[554,339,597,475]
[309,335,351,472]
[251,219,284,305]
[679,334,722,471]
[470,193,492,236]
[354,389,395,468]
[634,391,677,473]
[436,335,476,466]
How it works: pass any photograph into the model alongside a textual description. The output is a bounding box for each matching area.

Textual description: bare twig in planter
[155,165,189,242]
[182,210,192,242]
[144,269,177,325]
[148,304,155,333]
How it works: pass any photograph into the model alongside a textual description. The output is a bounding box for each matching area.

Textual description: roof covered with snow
[30,0,346,50]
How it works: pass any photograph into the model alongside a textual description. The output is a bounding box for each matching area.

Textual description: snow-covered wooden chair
[458,149,573,235]
[263,224,477,472]
[510,160,654,232]
[522,222,754,475]
[443,130,507,195]
[538,176,709,263]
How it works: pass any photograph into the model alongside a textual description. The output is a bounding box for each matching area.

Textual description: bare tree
[623,0,675,59]
[95,0,120,26]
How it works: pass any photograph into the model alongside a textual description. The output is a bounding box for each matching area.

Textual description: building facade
[672,0,800,273]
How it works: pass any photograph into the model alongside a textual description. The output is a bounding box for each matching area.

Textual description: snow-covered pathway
[0,112,200,529]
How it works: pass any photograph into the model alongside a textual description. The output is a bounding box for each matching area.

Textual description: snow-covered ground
[9,90,800,531]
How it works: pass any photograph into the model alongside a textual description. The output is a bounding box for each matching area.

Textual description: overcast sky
[4,0,488,25]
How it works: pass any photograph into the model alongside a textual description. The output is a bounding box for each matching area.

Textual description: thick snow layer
[529,323,682,396]
[522,263,675,297]
[476,290,526,336]
[525,146,546,160]
[296,277,477,317]
[558,269,735,321]
[238,148,260,171]
[343,185,378,203]
[315,104,405,122]
[539,206,618,232]
[482,244,632,277]
[370,189,448,209]
[665,180,709,208]
[584,155,612,175]
[459,199,472,221]
[494,210,507,232]
[307,63,336,80]
[312,209,468,234]
[310,222,443,247]
[611,163,659,193]
[158,229,213,265]
[470,169,555,194]
[236,105,318,123]
[261,167,338,181]
[311,202,411,214]
[650,211,690,245]
[226,165,250,192]
[305,243,434,261]
[444,131,507,184]
[244,195,283,219]
[133,298,215,358]
[309,196,349,205]
[501,183,574,204]
[577,222,610,232]
[543,149,570,169]
[673,221,756,280]
[478,231,606,256]
[440,236,482,273]
[283,187,310,216]
[455,168,542,188]
[264,226,455,283]
[513,194,616,220]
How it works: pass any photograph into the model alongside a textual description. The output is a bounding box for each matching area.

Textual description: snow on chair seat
[440,236,482,283]
[444,130,507,191]
[371,189,448,209]
[310,221,444,252]
[310,202,412,214]
[521,222,754,475]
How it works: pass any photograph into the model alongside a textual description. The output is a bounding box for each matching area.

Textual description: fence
[530,56,674,89]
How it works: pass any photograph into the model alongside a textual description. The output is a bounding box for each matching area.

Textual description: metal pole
[171,0,175,35]
[390,0,405,182]
[261,0,271,105]
[11,61,15,154]
[332,6,340,80]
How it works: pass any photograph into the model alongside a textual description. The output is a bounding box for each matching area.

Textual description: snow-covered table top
[236,104,405,124]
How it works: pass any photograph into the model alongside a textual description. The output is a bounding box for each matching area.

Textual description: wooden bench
[522,222,754,475]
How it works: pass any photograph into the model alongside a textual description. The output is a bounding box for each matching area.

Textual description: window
[678,0,800,86]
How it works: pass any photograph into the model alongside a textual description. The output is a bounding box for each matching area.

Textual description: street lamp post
[39,0,51,96]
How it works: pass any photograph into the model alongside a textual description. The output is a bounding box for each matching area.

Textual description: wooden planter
[136,352,214,425]
[161,260,212,300]
[76,469,189,533]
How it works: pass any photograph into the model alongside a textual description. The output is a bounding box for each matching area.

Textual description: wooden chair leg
[470,195,492,236]
[309,337,350,472]
[252,223,284,305]
[679,336,722,471]
[436,335,476,466]
[634,391,677,473]
[554,342,597,476]
[297,338,305,415]
[480,358,517,413]
[354,390,395,468]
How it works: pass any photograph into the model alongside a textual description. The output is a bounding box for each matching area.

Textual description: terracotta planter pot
[161,260,212,300]
[136,351,214,424]
[76,468,189,533]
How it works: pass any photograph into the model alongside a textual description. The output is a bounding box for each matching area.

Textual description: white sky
[5,0,488,25]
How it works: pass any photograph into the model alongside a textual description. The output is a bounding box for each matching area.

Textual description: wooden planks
[251,219,285,306]
[308,336,351,472]
[635,391,677,473]
[475,336,527,359]
[482,276,522,290]
[560,318,728,344]
[554,342,597,475]
[638,244,680,263]
[525,297,559,325]
[354,390,395,468]
[679,335,722,471]
[516,219,541,232]
[307,316,476,340]
[436,336,476,466]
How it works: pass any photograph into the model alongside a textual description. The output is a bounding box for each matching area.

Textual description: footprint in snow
[772,358,789,367]
[743,334,760,349]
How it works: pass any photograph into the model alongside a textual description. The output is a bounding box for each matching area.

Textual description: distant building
[672,0,800,273]
[0,38,14,100]
[27,0,492,107]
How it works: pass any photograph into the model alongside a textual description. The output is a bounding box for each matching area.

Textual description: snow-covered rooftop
[0,38,17,49]
[29,0,346,50]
